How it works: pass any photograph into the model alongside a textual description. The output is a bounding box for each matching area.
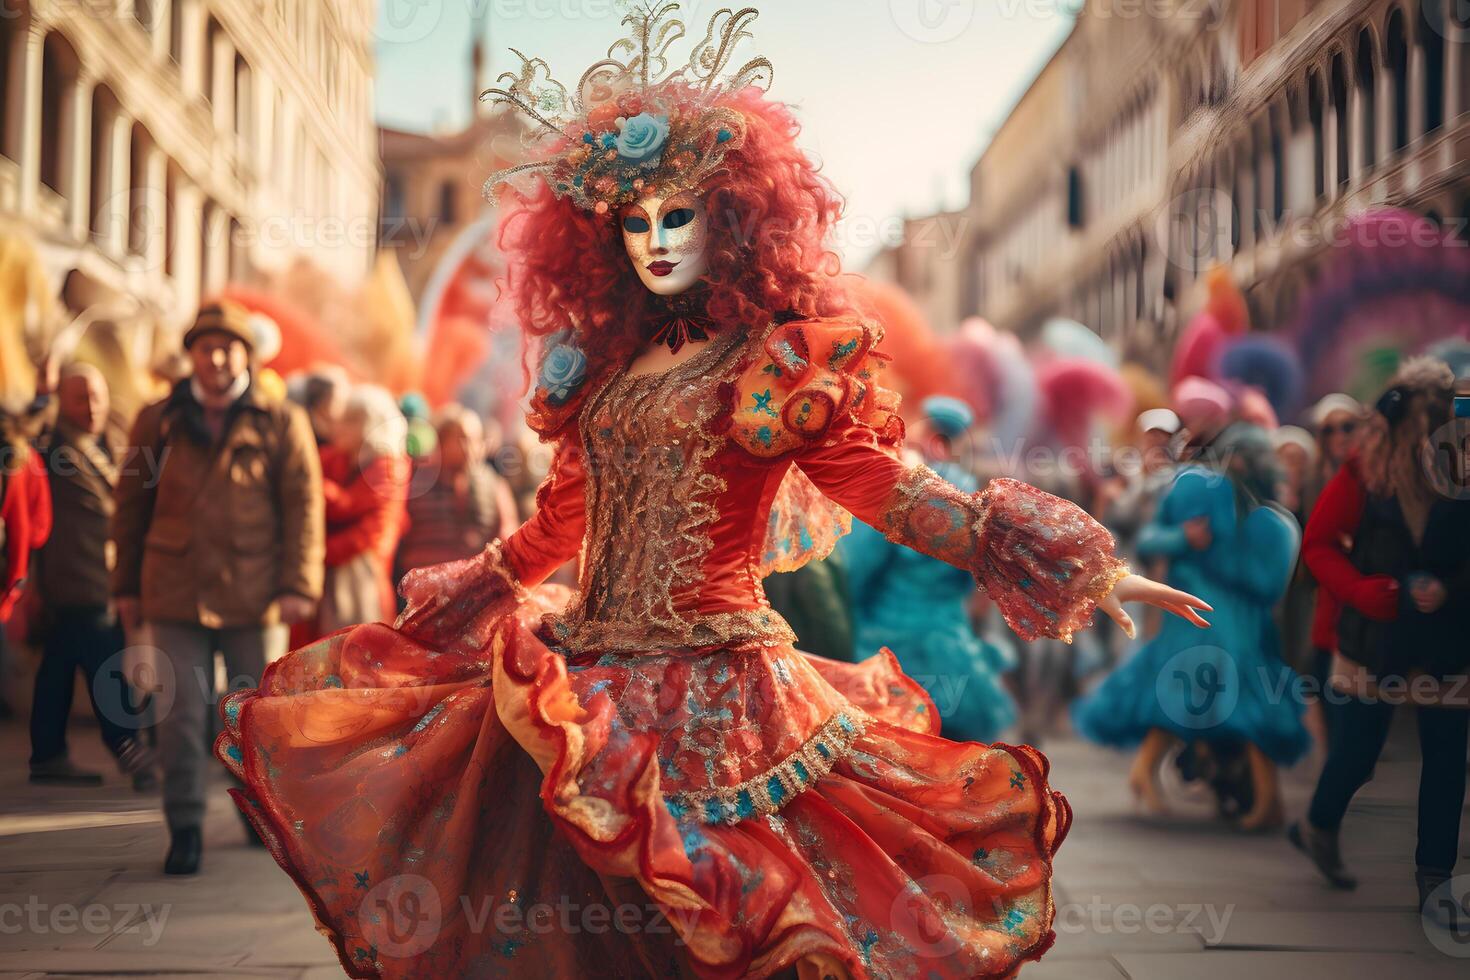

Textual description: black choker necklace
[646,292,714,354]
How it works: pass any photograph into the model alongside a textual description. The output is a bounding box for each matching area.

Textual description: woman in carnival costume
[842,396,1017,744]
[217,7,1208,977]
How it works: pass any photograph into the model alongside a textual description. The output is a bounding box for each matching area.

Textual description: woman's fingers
[1099,593,1137,640]
[1163,600,1211,629]
[1110,575,1212,629]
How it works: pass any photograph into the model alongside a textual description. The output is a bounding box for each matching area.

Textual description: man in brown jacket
[29,364,155,789]
[112,301,324,876]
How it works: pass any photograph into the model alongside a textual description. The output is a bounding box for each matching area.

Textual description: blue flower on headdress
[615,113,670,163]
[539,332,588,406]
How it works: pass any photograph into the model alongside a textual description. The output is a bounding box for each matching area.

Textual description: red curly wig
[499,82,854,437]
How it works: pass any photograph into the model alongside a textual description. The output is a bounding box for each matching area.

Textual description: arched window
[1356,29,1377,173]
[1330,51,1350,188]
[164,164,178,278]
[1386,9,1409,151]
[0,9,18,163]
[40,33,79,196]
[1417,1,1446,134]
[129,123,153,255]
[1308,69,1325,200]
[235,54,252,147]
[1269,105,1286,223]
[439,180,458,224]
[89,86,119,241]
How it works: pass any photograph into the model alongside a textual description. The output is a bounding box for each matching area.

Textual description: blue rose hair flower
[615,113,670,164]
[539,333,589,406]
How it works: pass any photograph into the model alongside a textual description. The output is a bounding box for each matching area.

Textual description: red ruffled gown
[217,317,1127,979]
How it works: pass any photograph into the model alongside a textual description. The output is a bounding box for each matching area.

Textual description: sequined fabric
[215,315,1127,979]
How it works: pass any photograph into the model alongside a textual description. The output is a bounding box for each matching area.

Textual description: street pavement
[1,714,1466,979]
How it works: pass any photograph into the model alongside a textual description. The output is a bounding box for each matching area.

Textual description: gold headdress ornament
[480,2,773,214]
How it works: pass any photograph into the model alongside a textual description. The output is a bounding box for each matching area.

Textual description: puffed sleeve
[395,437,586,650]
[729,315,1127,641]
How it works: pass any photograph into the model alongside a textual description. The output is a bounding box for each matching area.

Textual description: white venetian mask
[619,189,710,296]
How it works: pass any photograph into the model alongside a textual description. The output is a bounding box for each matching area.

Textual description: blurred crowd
[0,298,531,874]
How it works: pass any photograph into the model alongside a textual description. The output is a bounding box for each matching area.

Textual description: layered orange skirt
[217,586,1069,978]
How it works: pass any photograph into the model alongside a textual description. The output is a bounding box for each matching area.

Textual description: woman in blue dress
[840,396,1017,743]
[1073,423,1310,829]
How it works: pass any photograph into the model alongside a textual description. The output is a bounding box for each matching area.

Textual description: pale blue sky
[373,0,1076,261]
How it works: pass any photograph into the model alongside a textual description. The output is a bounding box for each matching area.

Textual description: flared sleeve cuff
[875,468,1127,643]
[973,478,1130,643]
[393,540,528,654]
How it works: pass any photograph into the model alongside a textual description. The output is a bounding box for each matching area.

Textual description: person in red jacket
[1,435,52,623]
[1290,359,1470,928]
[291,384,408,646]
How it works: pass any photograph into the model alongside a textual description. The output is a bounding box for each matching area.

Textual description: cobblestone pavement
[2,715,1466,979]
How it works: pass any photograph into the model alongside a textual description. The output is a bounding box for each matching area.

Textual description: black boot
[1416,867,1457,930]
[30,757,104,786]
[164,827,203,876]
[1288,819,1357,889]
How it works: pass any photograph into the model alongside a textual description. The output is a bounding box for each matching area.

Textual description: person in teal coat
[1073,423,1309,829]
[840,397,1017,743]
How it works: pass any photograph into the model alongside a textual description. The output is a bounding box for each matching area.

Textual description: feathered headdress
[481,2,773,214]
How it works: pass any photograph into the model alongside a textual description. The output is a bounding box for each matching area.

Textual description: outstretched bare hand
[1098,574,1211,639]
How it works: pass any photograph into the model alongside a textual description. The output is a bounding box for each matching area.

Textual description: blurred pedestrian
[28,364,155,789]
[1306,393,1363,512]
[1074,423,1308,828]
[1291,359,1470,925]
[1274,425,1327,743]
[0,412,49,626]
[286,364,349,448]
[299,384,408,642]
[111,300,324,876]
[394,404,516,584]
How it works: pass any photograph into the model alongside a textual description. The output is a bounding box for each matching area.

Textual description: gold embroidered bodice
[545,330,797,654]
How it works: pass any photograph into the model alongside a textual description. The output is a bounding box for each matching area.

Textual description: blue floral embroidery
[1001,908,1027,934]
[1009,770,1027,790]
[353,870,371,889]
[751,389,777,417]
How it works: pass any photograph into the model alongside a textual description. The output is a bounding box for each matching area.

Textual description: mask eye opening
[622,215,651,234]
[661,208,696,230]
